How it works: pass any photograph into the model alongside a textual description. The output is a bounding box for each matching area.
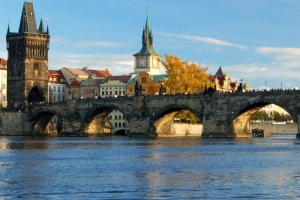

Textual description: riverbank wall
[249,124,297,133]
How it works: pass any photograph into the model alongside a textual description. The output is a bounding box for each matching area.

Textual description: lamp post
[265,81,267,91]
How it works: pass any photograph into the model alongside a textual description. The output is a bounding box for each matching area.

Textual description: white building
[0,58,7,107]
[99,75,132,98]
[48,70,67,102]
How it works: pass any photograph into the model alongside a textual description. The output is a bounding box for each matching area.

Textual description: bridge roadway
[2,90,300,138]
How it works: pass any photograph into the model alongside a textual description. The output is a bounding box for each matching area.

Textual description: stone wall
[249,124,297,133]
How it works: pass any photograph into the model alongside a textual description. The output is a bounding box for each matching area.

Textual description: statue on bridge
[159,83,166,95]
[134,81,142,96]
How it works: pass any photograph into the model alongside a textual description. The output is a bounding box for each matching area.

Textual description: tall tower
[6,2,50,108]
[133,16,161,75]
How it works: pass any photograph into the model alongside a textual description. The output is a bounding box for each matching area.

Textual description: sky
[1,0,300,90]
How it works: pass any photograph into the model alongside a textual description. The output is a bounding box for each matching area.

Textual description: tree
[273,111,282,122]
[147,83,160,95]
[251,110,269,121]
[161,54,209,94]
[174,110,200,124]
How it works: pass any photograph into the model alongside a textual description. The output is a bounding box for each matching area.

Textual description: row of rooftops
[0,58,246,91]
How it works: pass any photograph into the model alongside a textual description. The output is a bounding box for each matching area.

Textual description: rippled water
[0,134,300,199]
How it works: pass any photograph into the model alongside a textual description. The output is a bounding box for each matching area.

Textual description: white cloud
[220,62,300,90]
[157,32,247,49]
[49,53,134,75]
[256,47,300,68]
[74,41,125,48]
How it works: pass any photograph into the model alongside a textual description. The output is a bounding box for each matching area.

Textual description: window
[115,116,117,119]
[123,123,125,127]
[119,115,122,119]
[63,87,65,92]
[119,123,121,127]
[58,94,61,101]
[115,123,118,127]
[53,86,56,92]
[110,115,112,120]
[58,87,60,92]
[34,63,39,77]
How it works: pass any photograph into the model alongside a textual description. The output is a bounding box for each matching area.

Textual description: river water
[0,134,300,199]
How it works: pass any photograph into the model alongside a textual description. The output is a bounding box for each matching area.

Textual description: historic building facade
[133,17,161,75]
[6,2,50,108]
[0,59,7,107]
[212,66,250,92]
[48,70,67,102]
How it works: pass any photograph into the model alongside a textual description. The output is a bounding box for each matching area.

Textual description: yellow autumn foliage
[161,54,209,94]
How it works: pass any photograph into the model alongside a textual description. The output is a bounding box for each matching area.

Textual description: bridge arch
[31,111,62,135]
[83,105,129,135]
[150,104,203,136]
[227,99,298,136]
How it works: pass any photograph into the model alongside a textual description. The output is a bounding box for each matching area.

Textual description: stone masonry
[1,90,300,138]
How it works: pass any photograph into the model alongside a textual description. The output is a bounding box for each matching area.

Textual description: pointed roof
[48,70,66,84]
[39,19,45,33]
[18,2,38,33]
[46,25,49,34]
[215,66,227,76]
[7,25,10,34]
[134,16,159,56]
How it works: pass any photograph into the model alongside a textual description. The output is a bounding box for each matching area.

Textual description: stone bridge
[2,90,300,138]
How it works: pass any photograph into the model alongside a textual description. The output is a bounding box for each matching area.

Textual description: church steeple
[134,16,159,56]
[133,15,161,75]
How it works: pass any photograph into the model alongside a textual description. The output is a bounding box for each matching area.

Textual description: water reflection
[0,135,299,199]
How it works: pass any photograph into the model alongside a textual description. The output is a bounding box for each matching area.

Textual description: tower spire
[39,18,45,33]
[18,2,38,33]
[134,15,158,56]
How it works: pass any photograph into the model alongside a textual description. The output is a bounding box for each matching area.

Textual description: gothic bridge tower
[6,2,50,108]
[133,16,161,75]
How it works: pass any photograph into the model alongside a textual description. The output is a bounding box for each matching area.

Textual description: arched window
[34,63,39,77]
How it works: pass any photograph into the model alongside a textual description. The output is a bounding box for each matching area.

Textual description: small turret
[7,25,10,34]
[39,19,45,33]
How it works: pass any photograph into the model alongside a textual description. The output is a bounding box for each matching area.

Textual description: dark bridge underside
[84,106,116,134]
[31,111,61,134]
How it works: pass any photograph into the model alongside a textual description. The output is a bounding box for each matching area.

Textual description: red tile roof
[64,67,112,78]
[70,79,82,87]
[0,58,7,65]
[48,70,66,83]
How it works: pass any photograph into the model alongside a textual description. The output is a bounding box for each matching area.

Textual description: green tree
[251,110,269,121]
[161,54,209,94]
[273,111,282,122]
[174,110,200,124]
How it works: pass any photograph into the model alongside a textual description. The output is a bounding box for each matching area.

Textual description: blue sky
[1,0,300,90]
